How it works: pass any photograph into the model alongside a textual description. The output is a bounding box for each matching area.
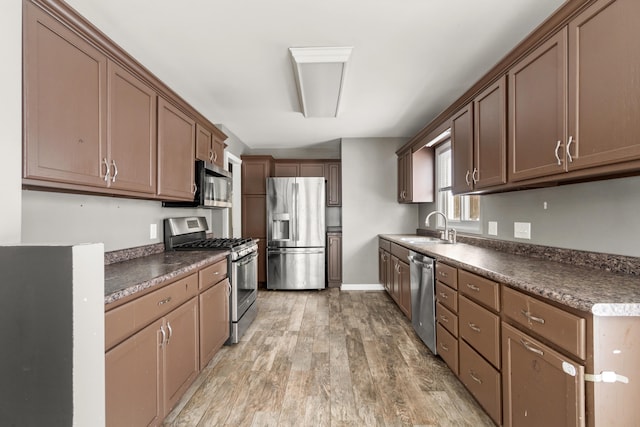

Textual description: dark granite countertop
[105,250,229,306]
[380,234,640,317]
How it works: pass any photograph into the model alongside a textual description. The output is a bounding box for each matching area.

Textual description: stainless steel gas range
[164,216,258,344]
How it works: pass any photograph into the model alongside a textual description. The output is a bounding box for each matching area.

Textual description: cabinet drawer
[459,295,501,368]
[105,273,198,351]
[199,258,228,291]
[502,286,586,360]
[436,281,458,313]
[502,322,585,427]
[379,238,391,252]
[460,340,502,426]
[390,242,410,262]
[437,323,459,376]
[458,269,500,312]
[436,301,458,337]
[435,262,457,289]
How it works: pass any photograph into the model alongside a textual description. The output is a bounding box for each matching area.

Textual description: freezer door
[267,248,326,290]
[267,178,294,246]
[293,177,325,247]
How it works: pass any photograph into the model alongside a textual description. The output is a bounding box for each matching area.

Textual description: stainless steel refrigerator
[267,177,326,290]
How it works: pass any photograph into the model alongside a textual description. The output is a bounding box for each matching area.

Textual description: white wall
[0,0,22,244]
[342,138,417,285]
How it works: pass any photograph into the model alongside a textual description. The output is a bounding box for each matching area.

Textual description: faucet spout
[425,211,455,243]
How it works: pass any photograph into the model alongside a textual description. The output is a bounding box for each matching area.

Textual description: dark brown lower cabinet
[106,298,199,427]
[502,322,585,427]
[105,318,163,427]
[391,255,411,320]
[459,340,502,425]
[199,278,230,369]
[327,232,342,288]
[436,323,459,376]
[378,247,391,293]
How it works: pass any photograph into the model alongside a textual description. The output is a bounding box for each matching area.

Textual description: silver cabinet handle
[440,315,449,323]
[468,322,481,333]
[209,150,214,162]
[111,160,118,183]
[554,140,562,166]
[158,296,172,306]
[566,136,574,163]
[160,325,166,345]
[472,168,478,184]
[166,322,173,345]
[213,150,218,162]
[192,183,197,195]
[521,309,545,324]
[227,282,231,297]
[465,170,471,186]
[466,283,480,292]
[469,370,483,384]
[439,292,448,299]
[440,343,449,352]
[102,158,110,182]
[521,339,544,356]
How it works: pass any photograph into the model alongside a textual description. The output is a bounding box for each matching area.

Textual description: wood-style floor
[164,288,494,427]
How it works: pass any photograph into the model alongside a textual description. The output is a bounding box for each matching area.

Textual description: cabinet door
[300,162,325,177]
[241,157,271,195]
[242,194,266,238]
[163,298,199,415]
[325,162,342,206]
[195,124,213,163]
[397,151,412,202]
[105,319,163,427]
[211,136,225,168]
[391,256,401,304]
[157,98,196,200]
[509,30,568,182]
[378,248,388,290]
[502,322,585,427]
[108,61,157,194]
[474,76,507,189]
[23,2,107,187]
[568,0,640,171]
[273,163,299,177]
[451,103,474,194]
[399,260,411,320]
[199,279,230,369]
[327,233,342,286]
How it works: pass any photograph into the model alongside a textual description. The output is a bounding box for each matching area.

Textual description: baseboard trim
[340,284,385,291]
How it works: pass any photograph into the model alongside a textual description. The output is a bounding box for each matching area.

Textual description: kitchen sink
[399,236,444,244]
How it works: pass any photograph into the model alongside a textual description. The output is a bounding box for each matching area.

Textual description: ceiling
[66,0,565,150]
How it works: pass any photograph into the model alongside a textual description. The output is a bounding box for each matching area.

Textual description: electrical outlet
[514,222,531,239]
[488,221,498,236]
[150,223,158,239]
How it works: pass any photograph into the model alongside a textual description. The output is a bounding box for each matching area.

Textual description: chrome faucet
[425,211,456,244]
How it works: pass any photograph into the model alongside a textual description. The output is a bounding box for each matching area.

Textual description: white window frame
[434,140,481,233]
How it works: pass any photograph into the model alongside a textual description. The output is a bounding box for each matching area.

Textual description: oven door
[231,251,258,321]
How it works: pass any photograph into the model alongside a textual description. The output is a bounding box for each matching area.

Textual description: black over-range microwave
[163,160,232,209]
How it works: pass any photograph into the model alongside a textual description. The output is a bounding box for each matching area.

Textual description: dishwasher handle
[408,255,434,269]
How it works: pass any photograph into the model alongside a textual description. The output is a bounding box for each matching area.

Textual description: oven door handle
[268,248,325,255]
[235,251,258,267]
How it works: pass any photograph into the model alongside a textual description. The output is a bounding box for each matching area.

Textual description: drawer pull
[469,370,483,384]
[440,343,449,352]
[439,292,448,299]
[440,315,449,323]
[158,297,172,306]
[520,339,544,356]
[439,271,448,278]
[521,309,546,324]
[166,322,173,345]
[466,283,480,292]
[468,322,481,333]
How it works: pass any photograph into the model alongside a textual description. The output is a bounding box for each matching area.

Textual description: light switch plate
[150,223,158,239]
[514,222,531,239]
[488,221,498,236]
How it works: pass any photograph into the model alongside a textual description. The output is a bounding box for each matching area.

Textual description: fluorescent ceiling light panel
[289,47,353,118]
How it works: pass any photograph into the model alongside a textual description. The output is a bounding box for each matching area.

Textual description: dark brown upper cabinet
[473,76,507,189]
[451,103,474,194]
[300,162,325,177]
[510,0,640,183]
[397,147,434,203]
[325,162,342,206]
[107,61,157,194]
[196,124,226,168]
[23,1,108,188]
[273,162,299,177]
[509,30,568,182]
[157,98,196,200]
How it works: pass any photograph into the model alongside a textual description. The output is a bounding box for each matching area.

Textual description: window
[434,140,480,232]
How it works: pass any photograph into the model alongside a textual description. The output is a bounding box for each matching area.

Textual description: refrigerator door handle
[294,182,299,243]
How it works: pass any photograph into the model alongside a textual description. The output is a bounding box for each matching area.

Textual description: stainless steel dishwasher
[408,251,437,354]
